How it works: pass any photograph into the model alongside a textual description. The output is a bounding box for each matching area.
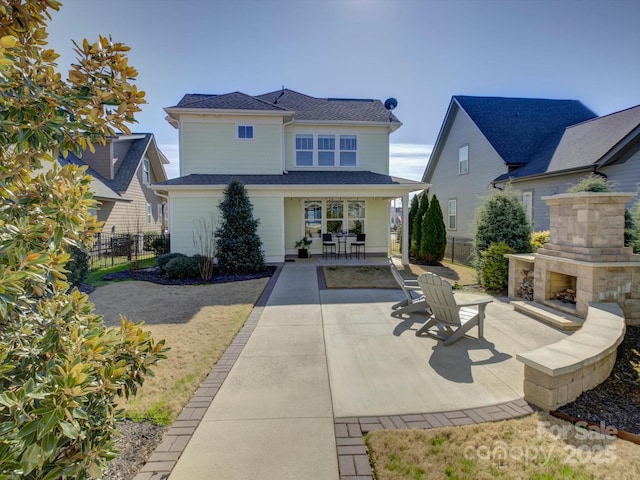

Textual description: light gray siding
[511,148,640,231]
[425,108,507,239]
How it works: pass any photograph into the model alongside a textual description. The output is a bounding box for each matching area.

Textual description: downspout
[592,165,608,179]
[281,116,294,174]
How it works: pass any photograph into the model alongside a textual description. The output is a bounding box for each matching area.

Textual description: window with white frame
[306,199,365,235]
[237,125,254,139]
[295,134,314,166]
[295,134,358,167]
[317,135,335,166]
[147,203,152,223]
[157,204,163,223]
[143,157,150,184]
[522,191,533,224]
[340,135,357,166]
[448,199,457,230]
[458,145,469,175]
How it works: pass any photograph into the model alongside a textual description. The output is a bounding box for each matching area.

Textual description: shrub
[473,188,532,268]
[411,192,429,258]
[155,252,186,275]
[66,245,89,287]
[408,194,419,242]
[420,194,446,264]
[531,230,550,251]
[479,242,515,292]
[216,179,265,275]
[625,209,638,252]
[164,255,200,279]
[567,174,613,193]
[150,234,170,255]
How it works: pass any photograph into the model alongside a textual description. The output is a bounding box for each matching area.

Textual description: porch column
[402,193,409,265]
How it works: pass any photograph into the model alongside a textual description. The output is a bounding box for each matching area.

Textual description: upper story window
[318,135,335,166]
[295,134,358,167]
[295,134,314,166]
[340,135,357,166]
[237,125,254,139]
[143,157,150,184]
[458,145,469,175]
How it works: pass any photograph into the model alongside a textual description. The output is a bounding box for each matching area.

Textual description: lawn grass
[107,278,269,425]
[366,412,640,479]
[86,258,155,287]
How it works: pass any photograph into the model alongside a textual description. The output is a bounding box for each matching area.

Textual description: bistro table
[335,234,352,259]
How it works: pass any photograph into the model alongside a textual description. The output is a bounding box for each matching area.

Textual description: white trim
[236,124,255,140]
[294,133,359,168]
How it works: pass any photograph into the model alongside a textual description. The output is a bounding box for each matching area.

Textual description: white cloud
[389,143,433,181]
[159,143,180,179]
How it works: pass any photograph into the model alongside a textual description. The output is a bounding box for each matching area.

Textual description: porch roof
[154,170,426,189]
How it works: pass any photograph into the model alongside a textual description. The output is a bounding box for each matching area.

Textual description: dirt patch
[402,260,478,287]
[322,266,398,289]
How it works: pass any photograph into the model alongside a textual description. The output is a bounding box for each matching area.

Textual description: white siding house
[154,89,428,263]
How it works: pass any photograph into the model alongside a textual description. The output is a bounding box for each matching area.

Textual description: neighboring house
[59,133,170,233]
[422,96,640,239]
[153,88,428,263]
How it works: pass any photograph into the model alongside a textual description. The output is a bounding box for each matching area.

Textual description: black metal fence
[88,232,170,270]
[445,236,473,266]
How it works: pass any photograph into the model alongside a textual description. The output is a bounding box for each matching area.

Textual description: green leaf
[20,443,42,475]
[59,421,79,439]
[88,461,103,479]
[37,411,58,439]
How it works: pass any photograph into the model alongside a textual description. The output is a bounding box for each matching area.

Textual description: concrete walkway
[139,259,568,480]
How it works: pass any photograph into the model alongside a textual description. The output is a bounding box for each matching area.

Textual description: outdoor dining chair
[415,272,493,346]
[350,233,366,259]
[322,233,336,259]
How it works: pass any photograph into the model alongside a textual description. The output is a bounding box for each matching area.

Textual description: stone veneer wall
[519,192,640,325]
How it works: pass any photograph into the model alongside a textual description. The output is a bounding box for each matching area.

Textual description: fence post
[451,236,455,264]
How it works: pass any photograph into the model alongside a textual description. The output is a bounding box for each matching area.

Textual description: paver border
[133,265,283,480]
[334,399,537,480]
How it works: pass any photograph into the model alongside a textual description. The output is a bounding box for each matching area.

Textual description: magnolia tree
[0,1,165,478]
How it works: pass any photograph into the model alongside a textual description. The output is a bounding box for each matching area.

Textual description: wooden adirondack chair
[389,260,430,317]
[415,272,493,346]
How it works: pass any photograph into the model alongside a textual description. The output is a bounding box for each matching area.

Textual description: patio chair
[350,233,366,259]
[322,233,336,259]
[415,272,493,346]
[389,260,430,317]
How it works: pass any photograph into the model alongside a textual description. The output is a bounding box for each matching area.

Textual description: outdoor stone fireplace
[508,192,640,325]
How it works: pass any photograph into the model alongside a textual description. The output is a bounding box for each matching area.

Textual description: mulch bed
[555,325,640,438]
[104,265,277,285]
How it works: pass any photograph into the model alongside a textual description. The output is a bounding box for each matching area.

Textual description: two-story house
[59,133,169,233]
[423,96,640,241]
[422,96,597,240]
[154,88,427,263]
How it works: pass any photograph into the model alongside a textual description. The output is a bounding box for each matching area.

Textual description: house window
[323,199,365,234]
[147,203,152,224]
[304,201,322,238]
[317,135,335,166]
[237,125,254,139]
[458,145,469,175]
[522,191,533,224]
[340,135,357,166]
[295,134,358,167]
[448,199,457,230]
[157,204,163,223]
[143,157,150,184]
[295,134,314,166]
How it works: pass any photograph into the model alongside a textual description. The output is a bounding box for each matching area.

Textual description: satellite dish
[384,97,398,110]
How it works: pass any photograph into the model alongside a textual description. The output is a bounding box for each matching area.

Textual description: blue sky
[46,0,640,180]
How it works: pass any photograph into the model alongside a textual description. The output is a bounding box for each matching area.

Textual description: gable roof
[495,103,640,181]
[166,88,401,128]
[58,133,169,200]
[454,96,597,166]
[546,104,640,173]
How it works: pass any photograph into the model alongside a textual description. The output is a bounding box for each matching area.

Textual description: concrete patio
[138,259,568,480]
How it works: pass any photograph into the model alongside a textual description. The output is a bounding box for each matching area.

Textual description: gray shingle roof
[170,89,400,124]
[58,133,155,197]
[546,104,640,173]
[495,103,640,181]
[455,96,597,166]
[155,170,421,187]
